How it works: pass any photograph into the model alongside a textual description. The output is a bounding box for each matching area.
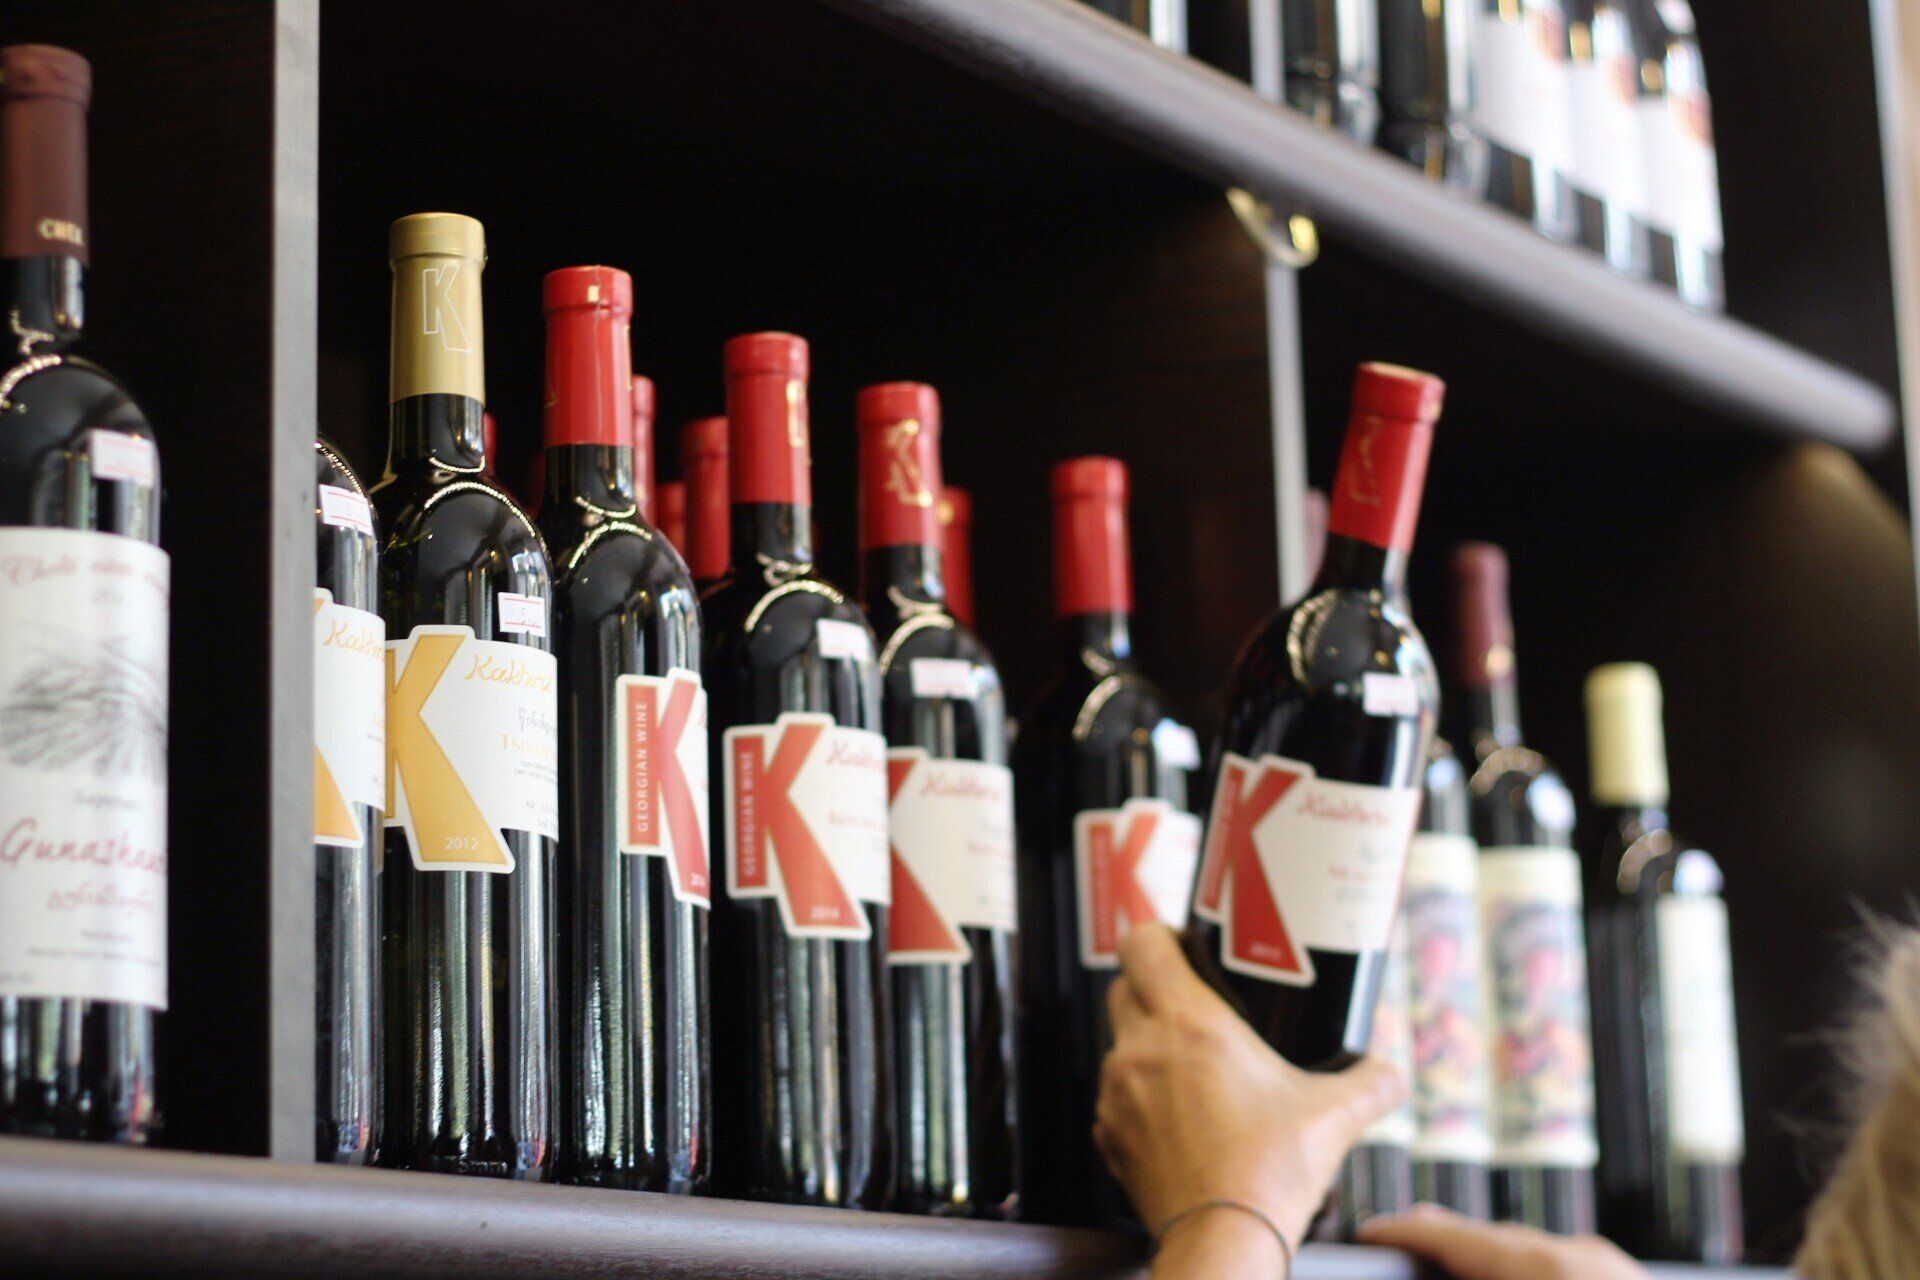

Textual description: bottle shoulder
[371,470,549,561]
[1240,586,1438,691]
[0,353,153,451]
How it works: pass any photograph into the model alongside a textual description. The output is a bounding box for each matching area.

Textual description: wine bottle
[369,213,557,1180]
[856,383,1019,1219]
[1078,0,1188,53]
[1011,457,1202,1226]
[537,266,710,1193]
[1574,0,1656,276]
[630,375,655,522]
[1186,363,1442,1071]
[1472,0,1579,239]
[313,439,383,1163]
[937,486,976,630]
[1278,0,1382,143]
[1333,919,1416,1235]
[1453,543,1597,1232]
[682,416,729,590]
[1585,664,1742,1262]
[0,44,166,1145]
[1640,0,1724,309]
[705,333,892,1208]
[1378,0,1488,189]
[657,481,689,558]
[1403,739,1494,1216]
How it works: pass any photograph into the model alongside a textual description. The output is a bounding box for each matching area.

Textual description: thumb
[1315,1054,1408,1143]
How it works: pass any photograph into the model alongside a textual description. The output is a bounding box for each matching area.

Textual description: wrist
[1155,1201,1294,1280]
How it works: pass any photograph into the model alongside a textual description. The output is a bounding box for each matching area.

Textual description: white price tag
[498,592,547,639]
[319,484,375,536]
[90,429,158,488]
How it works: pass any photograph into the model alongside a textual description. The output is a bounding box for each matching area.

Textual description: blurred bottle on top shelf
[1080,0,1188,53]
[1639,0,1724,309]
[1277,0,1382,143]
[938,486,977,630]
[1379,0,1488,189]
[1472,0,1579,240]
[1567,0,1656,276]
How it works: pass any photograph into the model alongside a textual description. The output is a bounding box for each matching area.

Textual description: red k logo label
[1195,753,1314,986]
[724,713,870,939]
[617,668,711,907]
[1074,798,1203,969]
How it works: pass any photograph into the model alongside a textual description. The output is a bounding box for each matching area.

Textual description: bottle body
[313,440,383,1163]
[0,45,165,1146]
[1472,0,1579,239]
[1378,0,1489,190]
[1641,0,1724,309]
[1332,916,1416,1235]
[1280,0,1382,143]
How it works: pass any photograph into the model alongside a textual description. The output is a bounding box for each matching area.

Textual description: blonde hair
[1795,924,1920,1280]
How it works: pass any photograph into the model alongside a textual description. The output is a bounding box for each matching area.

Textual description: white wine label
[497,592,547,639]
[1480,846,1599,1168]
[1656,891,1744,1161]
[1403,833,1495,1163]
[1522,7,1574,173]
[724,713,889,938]
[1152,720,1202,771]
[1592,51,1648,214]
[886,750,1016,964]
[909,657,976,700]
[88,430,157,488]
[1193,754,1420,988]
[1472,12,1537,156]
[1074,798,1202,969]
[815,618,873,662]
[616,668,711,907]
[1361,918,1417,1147]
[1362,672,1421,718]
[313,588,385,848]
[0,528,170,1009]
[385,625,559,872]
[1668,88,1723,251]
[318,484,375,536]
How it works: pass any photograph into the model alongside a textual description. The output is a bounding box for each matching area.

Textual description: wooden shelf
[0,1138,1789,1280]
[820,0,1896,451]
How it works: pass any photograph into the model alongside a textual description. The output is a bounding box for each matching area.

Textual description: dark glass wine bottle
[369,213,556,1180]
[1472,0,1579,239]
[705,333,892,1208]
[1378,0,1488,189]
[1332,921,1416,1235]
[313,439,382,1163]
[1453,543,1596,1233]
[0,44,165,1146]
[1012,457,1202,1227]
[1279,0,1382,142]
[937,486,976,630]
[1639,0,1723,309]
[1585,664,1742,1262]
[1186,363,1442,1072]
[682,416,729,590]
[536,266,709,1193]
[657,481,688,559]
[1403,739,1495,1216]
[857,383,1018,1219]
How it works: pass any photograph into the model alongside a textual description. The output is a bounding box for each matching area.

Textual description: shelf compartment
[820,0,1896,450]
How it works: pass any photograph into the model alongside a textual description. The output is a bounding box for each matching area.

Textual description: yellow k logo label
[388,630,512,870]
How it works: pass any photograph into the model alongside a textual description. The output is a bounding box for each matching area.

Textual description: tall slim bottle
[313,440,383,1163]
[705,333,892,1207]
[537,267,709,1192]
[1453,544,1596,1232]
[683,416,729,591]
[1187,364,1442,1071]
[1473,0,1579,239]
[857,384,1019,1218]
[1573,0,1654,276]
[937,486,976,630]
[1404,740,1494,1216]
[1586,664,1742,1262]
[1640,0,1723,309]
[1012,458,1202,1226]
[370,213,557,1180]
[0,45,165,1145]
[1378,0,1487,189]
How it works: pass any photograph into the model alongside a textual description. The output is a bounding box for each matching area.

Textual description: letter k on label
[619,670,711,906]
[726,714,867,939]
[1196,753,1313,985]
[388,629,512,871]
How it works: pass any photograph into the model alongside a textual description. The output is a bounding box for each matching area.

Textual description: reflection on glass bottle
[1379,0,1489,189]
[1279,0,1382,142]
[1472,0,1579,240]
[1080,0,1188,53]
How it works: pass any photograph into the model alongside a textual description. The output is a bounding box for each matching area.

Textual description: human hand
[1093,924,1407,1258]
[1358,1204,1650,1280]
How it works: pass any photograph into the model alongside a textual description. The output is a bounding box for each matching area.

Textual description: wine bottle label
[908,657,976,700]
[313,588,385,848]
[723,713,890,939]
[0,528,169,1009]
[1359,918,1417,1147]
[89,430,158,488]
[1667,87,1723,250]
[1479,846,1599,1168]
[615,668,711,908]
[1522,7,1573,175]
[1073,798,1202,970]
[1568,52,1646,213]
[384,624,559,872]
[318,484,376,536]
[1656,891,1744,1161]
[1471,12,1535,155]
[1193,753,1420,988]
[1403,833,1495,1163]
[886,750,1016,964]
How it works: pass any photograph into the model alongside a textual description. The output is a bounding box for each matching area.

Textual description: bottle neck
[862,543,946,615]
[1056,609,1134,669]
[543,442,636,519]
[1309,531,1409,596]
[385,393,487,475]
[3,254,83,350]
[730,501,813,571]
[1470,677,1524,755]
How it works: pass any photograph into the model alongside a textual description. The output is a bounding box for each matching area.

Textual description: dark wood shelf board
[818,0,1896,451]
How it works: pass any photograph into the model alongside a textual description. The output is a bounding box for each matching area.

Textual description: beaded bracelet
[1154,1198,1294,1276]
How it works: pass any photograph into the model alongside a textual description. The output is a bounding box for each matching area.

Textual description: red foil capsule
[1452,542,1515,691]
[683,415,730,583]
[0,44,92,265]
[940,486,975,628]
[542,265,634,450]
[723,332,810,507]
[1051,456,1133,617]
[632,374,656,520]
[1325,362,1444,554]
[855,381,943,553]
[657,480,688,555]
